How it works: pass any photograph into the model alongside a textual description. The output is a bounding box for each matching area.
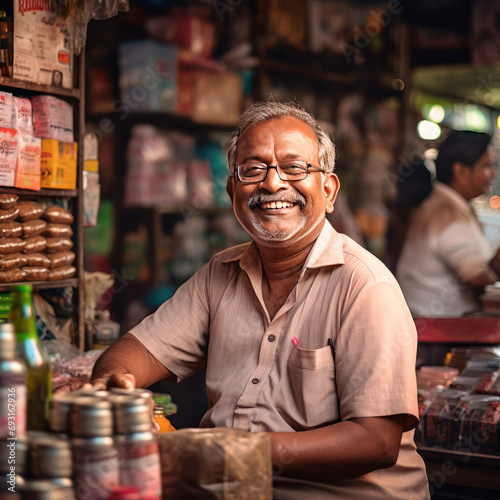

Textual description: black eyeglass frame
[234,161,325,183]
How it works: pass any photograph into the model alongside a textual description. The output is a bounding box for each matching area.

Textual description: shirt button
[252,378,259,385]
[268,335,275,342]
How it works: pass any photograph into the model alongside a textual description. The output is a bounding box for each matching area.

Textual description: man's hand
[82,373,137,391]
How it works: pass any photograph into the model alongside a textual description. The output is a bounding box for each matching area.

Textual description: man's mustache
[247,192,306,209]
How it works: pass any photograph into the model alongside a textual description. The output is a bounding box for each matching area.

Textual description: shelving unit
[0,54,86,350]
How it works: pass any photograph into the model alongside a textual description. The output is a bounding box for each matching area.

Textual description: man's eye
[244,166,266,176]
[282,164,306,175]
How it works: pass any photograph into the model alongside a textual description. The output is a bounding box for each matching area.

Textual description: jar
[460,397,500,454]
[29,435,72,479]
[153,406,175,433]
[72,436,119,500]
[115,431,161,499]
[424,389,467,447]
[109,395,152,434]
[71,396,114,437]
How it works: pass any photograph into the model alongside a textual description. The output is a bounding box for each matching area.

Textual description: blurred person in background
[86,101,429,499]
[396,130,499,318]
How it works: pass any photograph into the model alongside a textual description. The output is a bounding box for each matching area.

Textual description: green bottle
[8,284,52,431]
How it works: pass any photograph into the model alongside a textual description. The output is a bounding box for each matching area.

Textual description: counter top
[415,317,500,344]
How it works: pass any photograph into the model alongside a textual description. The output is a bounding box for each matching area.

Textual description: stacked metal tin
[7,387,162,500]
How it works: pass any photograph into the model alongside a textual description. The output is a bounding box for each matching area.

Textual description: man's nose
[259,166,288,192]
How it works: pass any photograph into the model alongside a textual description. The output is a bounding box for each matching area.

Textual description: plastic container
[459,397,500,454]
[417,366,459,390]
[424,389,467,447]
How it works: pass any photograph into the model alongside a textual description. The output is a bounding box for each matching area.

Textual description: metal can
[29,435,72,479]
[116,431,161,499]
[0,435,28,475]
[72,436,119,500]
[18,479,75,500]
[49,393,77,434]
[70,396,113,437]
[109,395,152,434]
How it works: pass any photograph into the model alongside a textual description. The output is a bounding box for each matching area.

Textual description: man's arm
[271,414,406,480]
[90,332,173,389]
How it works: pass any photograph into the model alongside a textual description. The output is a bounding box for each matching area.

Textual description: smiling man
[90,101,430,499]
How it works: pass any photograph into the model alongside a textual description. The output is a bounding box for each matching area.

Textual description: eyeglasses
[235,160,324,183]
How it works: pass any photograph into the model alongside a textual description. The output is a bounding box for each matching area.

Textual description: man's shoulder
[341,236,399,284]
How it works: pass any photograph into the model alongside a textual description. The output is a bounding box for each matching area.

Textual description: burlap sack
[157,427,272,500]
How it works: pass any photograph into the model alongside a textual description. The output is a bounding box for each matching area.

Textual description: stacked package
[0,91,77,191]
[0,194,76,283]
[417,354,500,455]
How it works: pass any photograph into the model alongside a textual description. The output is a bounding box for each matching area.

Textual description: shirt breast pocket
[282,345,339,429]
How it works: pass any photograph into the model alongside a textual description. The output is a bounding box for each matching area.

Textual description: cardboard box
[40,139,77,190]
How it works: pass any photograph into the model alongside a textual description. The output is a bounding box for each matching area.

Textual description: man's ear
[324,173,340,214]
[226,174,235,202]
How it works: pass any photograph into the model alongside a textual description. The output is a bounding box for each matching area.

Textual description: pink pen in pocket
[292,337,299,347]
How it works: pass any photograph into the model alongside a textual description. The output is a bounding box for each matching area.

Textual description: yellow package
[40,139,77,189]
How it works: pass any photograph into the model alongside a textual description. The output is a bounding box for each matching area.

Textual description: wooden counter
[418,446,500,497]
[415,317,500,344]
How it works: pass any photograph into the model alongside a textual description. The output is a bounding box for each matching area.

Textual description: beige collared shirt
[131,221,429,499]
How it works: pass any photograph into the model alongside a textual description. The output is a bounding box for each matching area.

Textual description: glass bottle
[153,405,175,433]
[8,285,52,431]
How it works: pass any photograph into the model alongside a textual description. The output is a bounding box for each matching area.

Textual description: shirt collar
[433,181,472,211]
[222,220,345,270]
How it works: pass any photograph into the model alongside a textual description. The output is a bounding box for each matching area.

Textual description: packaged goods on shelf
[11,97,33,137]
[13,1,74,89]
[145,14,216,59]
[179,69,243,126]
[32,96,74,143]
[118,40,177,113]
[0,127,19,187]
[40,139,78,190]
[83,132,98,161]
[0,91,13,128]
[15,135,41,191]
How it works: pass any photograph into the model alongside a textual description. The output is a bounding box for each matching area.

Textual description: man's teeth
[259,201,294,209]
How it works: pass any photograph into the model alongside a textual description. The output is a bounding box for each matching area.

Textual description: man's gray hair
[226,100,336,173]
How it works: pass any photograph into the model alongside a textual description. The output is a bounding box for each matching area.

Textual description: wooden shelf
[0,187,78,198]
[0,278,79,293]
[0,76,80,100]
